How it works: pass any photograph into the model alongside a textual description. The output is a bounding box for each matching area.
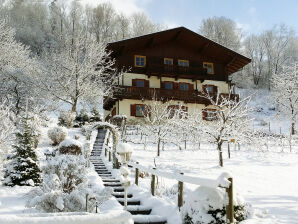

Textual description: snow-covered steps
[127,206,152,215]
[90,128,168,224]
[112,192,133,198]
[117,198,141,206]
[133,215,167,224]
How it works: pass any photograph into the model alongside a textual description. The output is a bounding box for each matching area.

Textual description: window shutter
[213,86,218,94]
[161,82,165,89]
[202,109,207,120]
[132,79,137,87]
[174,82,179,90]
[202,85,207,93]
[130,104,136,116]
[145,80,150,88]
[189,84,194,91]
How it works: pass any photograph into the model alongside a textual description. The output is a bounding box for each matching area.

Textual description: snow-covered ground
[126,139,298,224]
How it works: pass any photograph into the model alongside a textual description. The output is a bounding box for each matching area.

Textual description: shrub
[48,127,67,146]
[58,111,76,128]
[58,138,82,155]
[26,154,112,212]
[182,186,249,224]
[90,107,102,122]
[75,109,90,126]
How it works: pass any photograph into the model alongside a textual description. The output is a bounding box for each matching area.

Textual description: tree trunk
[218,142,223,167]
[71,99,77,113]
[157,138,161,157]
[291,122,295,135]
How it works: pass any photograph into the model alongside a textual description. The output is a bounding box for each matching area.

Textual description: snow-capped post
[151,168,156,196]
[85,194,89,212]
[117,142,133,209]
[135,162,139,185]
[226,177,234,223]
[178,172,184,210]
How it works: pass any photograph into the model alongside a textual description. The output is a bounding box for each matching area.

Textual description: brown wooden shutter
[202,85,207,93]
[145,80,150,88]
[174,82,179,90]
[130,104,136,116]
[161,82,165,89]
[189,84,194,91]
[132,79,137,87]
[202,109,207,120]
[213,86,218,94]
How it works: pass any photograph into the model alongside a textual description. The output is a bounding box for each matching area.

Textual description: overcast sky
[80,0,298,34]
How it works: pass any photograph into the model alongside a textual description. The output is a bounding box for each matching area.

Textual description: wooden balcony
[104,86,239,110]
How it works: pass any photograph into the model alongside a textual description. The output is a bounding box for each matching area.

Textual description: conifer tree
[4,115,41,186]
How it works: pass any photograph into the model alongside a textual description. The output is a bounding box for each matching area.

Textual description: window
[179,83,189,91]
[136,80,144,87]
[132,79,149,88]
[203,85,217,94]
[202,108,217,121]
[168,105,188,119]
[164,58,173,65]
[178,59,189,67]
[134,55,146,67]
[136,104,145,117]
[203,62,214,74]
[164,82,173,90]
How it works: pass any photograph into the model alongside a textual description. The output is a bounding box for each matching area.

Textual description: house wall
[105,98,217,121]
[120,72,229,93]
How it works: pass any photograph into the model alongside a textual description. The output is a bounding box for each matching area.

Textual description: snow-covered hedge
[27,154,112,212]
[48,127,67,146]
[182,186,249,224]
[58,111,76,128]
[0,211,133,224]
[58,138,82,155]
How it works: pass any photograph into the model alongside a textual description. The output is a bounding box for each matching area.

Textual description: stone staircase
[90,128,167,224]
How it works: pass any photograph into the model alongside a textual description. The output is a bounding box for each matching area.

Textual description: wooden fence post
[226,177,234,224]
[105,147,107,157]
[151,168,156,196]
[228,142,231,159]
[178,172,184,210]
[109,151,111,162]
[135,162,139,185]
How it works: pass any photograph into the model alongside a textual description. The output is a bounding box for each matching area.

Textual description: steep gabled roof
[107,27,251,75]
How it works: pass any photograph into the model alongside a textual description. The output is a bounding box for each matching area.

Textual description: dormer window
[203,62,214,74]
[164,58,173,65]
[135,55,146,67]
[178,59,189,67]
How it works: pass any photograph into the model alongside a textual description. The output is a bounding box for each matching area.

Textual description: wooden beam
[226,56,237,67]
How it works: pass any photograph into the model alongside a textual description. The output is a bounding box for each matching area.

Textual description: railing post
[109,151,111,162]
[105,147,107,157]
[178,172,184,210]
[226,177,234,224]
[135,162,139,185]
[151,168,156,196]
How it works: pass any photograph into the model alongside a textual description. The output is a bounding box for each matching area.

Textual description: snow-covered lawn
[127,141,298,224]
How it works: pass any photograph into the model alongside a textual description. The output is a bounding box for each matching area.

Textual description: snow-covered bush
[58,138,82,155]
[58,111,76,128]
[26,154,112,212]
[48,127,67,146]
[75,109,90,127]
[4,116,41,186]
[182,186,249,224]
[90,107,102,122]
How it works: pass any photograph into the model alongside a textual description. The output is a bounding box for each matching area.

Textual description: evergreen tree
[4,115,41,186]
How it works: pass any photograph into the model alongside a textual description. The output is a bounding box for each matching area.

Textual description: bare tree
[271,63,298,135]
[194,92,253,167]
[199,16,242,52]
[141,99,174,157]
[39,33,121,113]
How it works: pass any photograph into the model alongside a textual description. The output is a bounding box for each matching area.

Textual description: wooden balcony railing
[103,86,239,110]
